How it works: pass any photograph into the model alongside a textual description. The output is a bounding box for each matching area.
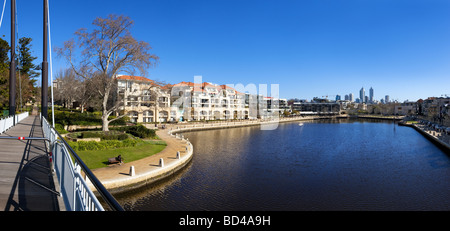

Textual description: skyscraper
[369,87,374,103]
[349,93,354,102]
[360,87,365,103]
[385,95,390,103]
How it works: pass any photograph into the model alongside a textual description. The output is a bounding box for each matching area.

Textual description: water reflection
[117,119,450,211]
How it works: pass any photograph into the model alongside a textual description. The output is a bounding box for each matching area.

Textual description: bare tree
[78,77,97,113]
[54,68,79,108]
[57,14,159,131]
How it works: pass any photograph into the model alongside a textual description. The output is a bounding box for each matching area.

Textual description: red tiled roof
[173,82,245,95]
[117,77,246,96]
[221,85,244,95]
[160,84,173,90]
[173,81,196,87]
[116,75,154,83]
[220,84,236,90]
[116,75,171,88]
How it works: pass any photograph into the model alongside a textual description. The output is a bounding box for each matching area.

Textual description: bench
[108,155,123,165]
[108,157,120,164]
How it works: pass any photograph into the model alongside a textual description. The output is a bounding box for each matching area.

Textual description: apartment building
[116,75,291,123]
[170,81,250,121]
[291,101,341,115]
[417,97,450,125]
[116,75,171,123]
[394,101,417,115]
[261,97,289,118]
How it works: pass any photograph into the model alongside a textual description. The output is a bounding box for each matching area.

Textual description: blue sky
[1,0,450,102]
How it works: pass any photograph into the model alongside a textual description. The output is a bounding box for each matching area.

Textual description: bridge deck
[0,115,60,211]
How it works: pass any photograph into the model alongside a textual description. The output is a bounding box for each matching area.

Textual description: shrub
[122,139,139,147]
[77,131,130,141]
[117,133,129,140]
[78,141,102,151]
[106,140,122,149]
[55,123,68,134]
[68,139,140,151]
[113,125,156,139]
[67,141,78,150]
[81,132,99,139]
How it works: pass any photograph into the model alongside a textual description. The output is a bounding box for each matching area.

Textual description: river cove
[115,118,450,211]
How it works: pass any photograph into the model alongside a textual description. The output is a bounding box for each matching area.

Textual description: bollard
[130,166,135,176]
[177,151,181,159]
[159,158,164,167]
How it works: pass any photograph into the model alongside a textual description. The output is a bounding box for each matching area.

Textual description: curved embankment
[167,115,344,133]
[88,115,343,194]
[409,124,450,154]
[88,129,194,194]
[358,115,449,153]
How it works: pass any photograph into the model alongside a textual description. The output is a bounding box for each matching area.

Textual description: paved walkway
[0,115,60,211]
[90,124,192,194]
[414,124,450,152]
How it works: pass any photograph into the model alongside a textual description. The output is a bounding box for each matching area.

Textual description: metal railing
[0,112,29,134]
[41,115,124,211]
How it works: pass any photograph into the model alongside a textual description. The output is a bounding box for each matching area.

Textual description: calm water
[115,119,450,211]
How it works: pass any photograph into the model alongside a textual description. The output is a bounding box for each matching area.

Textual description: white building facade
[117,75,171,123]
[170,81,250,121]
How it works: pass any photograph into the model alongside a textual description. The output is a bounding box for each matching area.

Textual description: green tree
[0,37,38,110]
[0,38,10,109]
[0,38,10,68]
[15,37,38,110]
[17,37,39,78]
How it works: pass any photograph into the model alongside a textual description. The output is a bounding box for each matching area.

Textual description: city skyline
[317,86,395,104]
[0,0,449,102]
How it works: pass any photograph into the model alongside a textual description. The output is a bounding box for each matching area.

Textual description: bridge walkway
[0,115,61,211]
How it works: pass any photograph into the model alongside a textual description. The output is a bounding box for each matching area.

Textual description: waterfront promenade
[0,115,61,211]
[411,123,450,153]
[88,125,193,194]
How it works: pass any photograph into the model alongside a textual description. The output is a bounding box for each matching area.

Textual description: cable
[47,0,55,126]
[0,0,6,29]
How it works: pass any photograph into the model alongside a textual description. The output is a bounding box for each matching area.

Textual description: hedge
[80,131,129,140]
[49,110,129,126]
[68,139,140,151]
[111,124,156,139]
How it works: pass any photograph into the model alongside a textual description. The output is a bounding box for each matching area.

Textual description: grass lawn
[77,140,167,169]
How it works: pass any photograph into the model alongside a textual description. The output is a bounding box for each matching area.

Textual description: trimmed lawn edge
[77,141,167,169]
